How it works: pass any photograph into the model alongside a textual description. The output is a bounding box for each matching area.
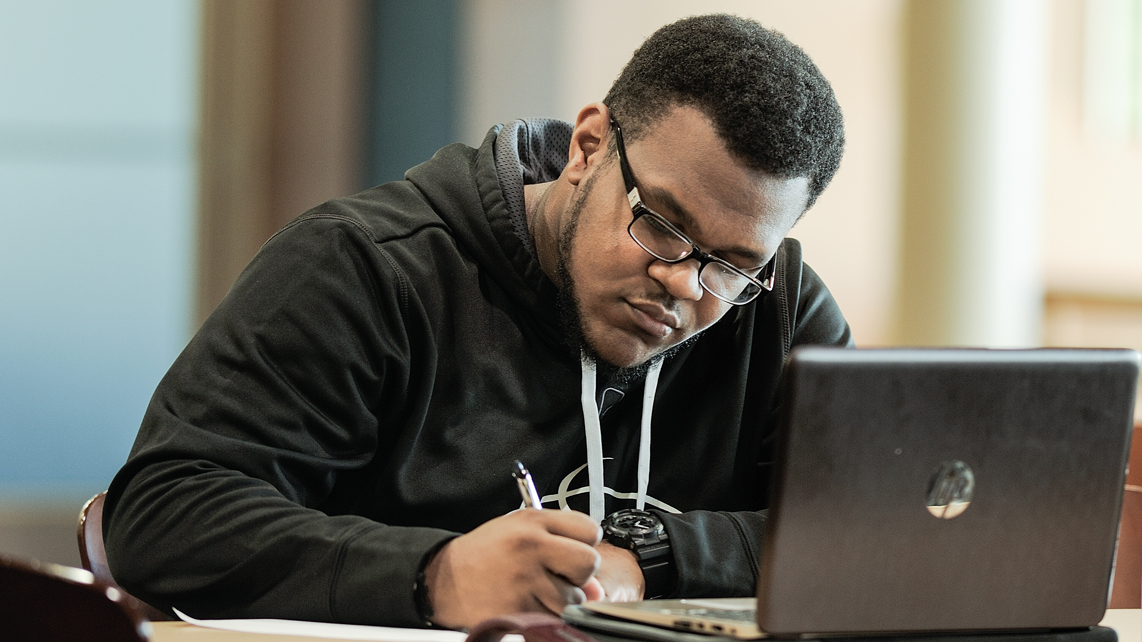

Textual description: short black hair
[604,14,844,210]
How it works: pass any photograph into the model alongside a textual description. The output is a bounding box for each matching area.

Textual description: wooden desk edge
[150,610,1142,642]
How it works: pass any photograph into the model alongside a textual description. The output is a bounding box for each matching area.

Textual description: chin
[586,344,646,370]
[587,329,677,370]
[586,328,704,380]
[583,328,654,367]
[599,350,654,370]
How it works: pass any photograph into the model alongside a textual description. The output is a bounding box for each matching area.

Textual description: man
[104,14,850,630]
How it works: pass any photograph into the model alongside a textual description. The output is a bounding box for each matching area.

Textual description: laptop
[576,347,1140,639]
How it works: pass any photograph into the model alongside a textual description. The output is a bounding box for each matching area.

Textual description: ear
[564,102,611,186]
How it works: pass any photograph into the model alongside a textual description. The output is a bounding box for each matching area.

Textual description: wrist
[414,537,455,627]
[597,541,645,600]
[600,509,677,599]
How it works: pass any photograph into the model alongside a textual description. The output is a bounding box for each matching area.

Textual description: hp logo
[925,460,974,519]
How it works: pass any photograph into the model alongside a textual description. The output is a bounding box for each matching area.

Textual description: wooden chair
[1109,422,1142,608]
[78,491,171,621]
[0,554,150,641]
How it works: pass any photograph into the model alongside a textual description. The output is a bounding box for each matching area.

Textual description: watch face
[612,511,660,535]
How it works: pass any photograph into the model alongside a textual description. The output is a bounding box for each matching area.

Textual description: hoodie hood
[404,121,571,332]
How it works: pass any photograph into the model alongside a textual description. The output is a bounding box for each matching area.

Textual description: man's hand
[593,540,644,602]
[423,509,605,630]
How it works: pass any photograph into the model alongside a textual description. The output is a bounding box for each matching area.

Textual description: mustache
[633,289,682,314]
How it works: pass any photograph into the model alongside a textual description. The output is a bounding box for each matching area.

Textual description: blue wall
[367,0,460,185]
[0,1,198,499]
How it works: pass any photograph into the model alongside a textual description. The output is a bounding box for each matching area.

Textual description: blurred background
[2,0,1140,567]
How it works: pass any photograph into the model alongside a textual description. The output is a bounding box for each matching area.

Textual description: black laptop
[576,348,1139,639]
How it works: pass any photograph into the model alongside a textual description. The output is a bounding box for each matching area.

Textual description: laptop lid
[757,347,1140,636]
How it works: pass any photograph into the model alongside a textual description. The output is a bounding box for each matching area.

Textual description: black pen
[512,460,543,509]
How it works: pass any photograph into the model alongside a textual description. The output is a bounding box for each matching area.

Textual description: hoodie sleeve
[657,239,853,598]
[103,214,456,627]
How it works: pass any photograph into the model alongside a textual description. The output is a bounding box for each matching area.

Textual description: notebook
[578,347,1140,639]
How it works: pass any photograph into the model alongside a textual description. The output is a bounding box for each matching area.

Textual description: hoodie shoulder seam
[274,213,414,313]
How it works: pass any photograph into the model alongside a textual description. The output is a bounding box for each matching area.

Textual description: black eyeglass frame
[610,119,776,306]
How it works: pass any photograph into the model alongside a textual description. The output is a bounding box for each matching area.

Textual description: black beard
[557,272,698,385]
[554,172,698,385]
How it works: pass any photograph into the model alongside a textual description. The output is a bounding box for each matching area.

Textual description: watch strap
[633,531,675,599]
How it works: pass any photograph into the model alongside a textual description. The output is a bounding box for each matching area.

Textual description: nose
[647,258,704,301]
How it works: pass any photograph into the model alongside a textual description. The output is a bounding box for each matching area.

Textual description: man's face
[559,106,811,369]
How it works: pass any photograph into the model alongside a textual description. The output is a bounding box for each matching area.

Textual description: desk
[150,611,1141,642]
[152,622,323,642]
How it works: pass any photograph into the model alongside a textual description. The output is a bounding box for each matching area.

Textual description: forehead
[621,107,810,259]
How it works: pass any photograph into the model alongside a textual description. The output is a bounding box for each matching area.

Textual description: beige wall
[1043,0,1142,299]
[458,0,563,145]
[0,502,82,568]
[1041,0,1142,418]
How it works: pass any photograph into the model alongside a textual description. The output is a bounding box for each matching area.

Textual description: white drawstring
[579,352,664,522]
[637,359,662,510]
[580,354,605,522]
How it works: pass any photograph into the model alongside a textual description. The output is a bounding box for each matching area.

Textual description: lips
[627,300,681,338]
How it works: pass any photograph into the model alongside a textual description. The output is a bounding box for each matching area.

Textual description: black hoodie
[104,122,852,627]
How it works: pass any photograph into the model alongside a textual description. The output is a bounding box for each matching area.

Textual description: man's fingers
[539,535,601,587]
[532,571,588,615]
[527,510,603,590]
[527,508,602,545]
[426,510,606,629]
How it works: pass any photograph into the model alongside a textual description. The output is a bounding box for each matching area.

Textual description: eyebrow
[639,183,769,268]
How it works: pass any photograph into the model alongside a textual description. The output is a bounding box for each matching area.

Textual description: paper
[174,608,470,641]
[1098,609,1140,642]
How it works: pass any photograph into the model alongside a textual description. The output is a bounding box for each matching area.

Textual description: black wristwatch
[601,509,676,599]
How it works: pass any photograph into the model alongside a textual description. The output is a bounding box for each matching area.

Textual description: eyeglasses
[611,119,776,306]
